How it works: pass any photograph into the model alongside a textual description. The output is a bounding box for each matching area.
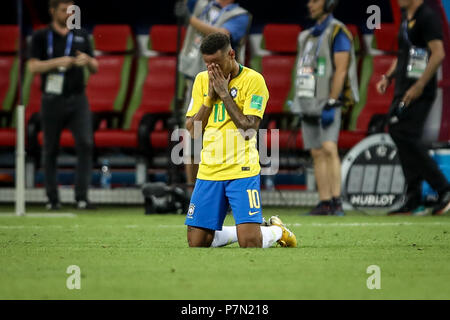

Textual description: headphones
[324,0,339,13]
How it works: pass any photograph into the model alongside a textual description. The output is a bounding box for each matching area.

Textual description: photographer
[291,0,359,216]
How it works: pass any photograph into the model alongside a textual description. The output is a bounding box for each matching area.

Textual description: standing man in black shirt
[377,0,450,216]
[28,0,99,210]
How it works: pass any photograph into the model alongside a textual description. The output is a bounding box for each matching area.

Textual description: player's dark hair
[200,32,231,55]
[49,0,74,9]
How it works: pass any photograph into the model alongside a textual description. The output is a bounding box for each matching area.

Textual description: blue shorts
[185,175,263,231]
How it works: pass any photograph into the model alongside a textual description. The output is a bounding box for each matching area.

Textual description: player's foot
[412,206,428,216]
[388,204,414,216]
[75,200,97,210]
[388,196,423,216]
[331,197,345,216]
[46,202,61,211]
[308,201,333,216]
[432,190,450,216]
[269,216,297,248]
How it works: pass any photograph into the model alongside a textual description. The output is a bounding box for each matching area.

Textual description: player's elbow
[238,124,258,140]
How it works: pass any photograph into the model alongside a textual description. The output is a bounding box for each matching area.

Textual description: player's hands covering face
[208,63,231,99]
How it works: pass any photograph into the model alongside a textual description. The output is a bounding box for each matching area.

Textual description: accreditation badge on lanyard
[45,31,73,95]
[296,31,326,98]
[402,21,428,79]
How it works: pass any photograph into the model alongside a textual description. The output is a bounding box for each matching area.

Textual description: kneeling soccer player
[184,33,296,248]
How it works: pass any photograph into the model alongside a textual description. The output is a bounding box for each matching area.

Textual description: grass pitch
[1,205,450,300]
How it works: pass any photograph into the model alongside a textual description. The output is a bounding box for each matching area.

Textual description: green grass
[1,205,450,300]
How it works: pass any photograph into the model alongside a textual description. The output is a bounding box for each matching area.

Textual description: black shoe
[308,201,333,216]
[388,205,414,216]
[46,202,61,211]
[75,200,97,210]
[432,191,450,216]
[331,197,345,216]
[388,194,422,216]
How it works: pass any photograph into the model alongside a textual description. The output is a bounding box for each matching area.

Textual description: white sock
[210,225,283,248]
[210,226,238,247]
[261,226,283,248]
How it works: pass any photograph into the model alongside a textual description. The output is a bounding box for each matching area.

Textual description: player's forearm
[189,16,230,36]
[186,105,212,138]
[329,68,347,100]
[87,57,99,74]
[27,58,62,74]
[221,95,258,134]
[385,58,398,79]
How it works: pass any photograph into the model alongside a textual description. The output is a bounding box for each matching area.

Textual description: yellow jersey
[186,64,269,181]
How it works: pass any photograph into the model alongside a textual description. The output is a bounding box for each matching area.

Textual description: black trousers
[41,93,93,203]
[388,95,449,203]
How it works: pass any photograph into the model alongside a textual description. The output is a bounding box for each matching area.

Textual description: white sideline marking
[0,213,77,218]
[0,222,449,230]
[153,222,450,229]
[288,222,450,227]
[0,225,64,229]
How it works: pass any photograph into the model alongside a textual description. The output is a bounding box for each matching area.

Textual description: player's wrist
[382,74,393,83]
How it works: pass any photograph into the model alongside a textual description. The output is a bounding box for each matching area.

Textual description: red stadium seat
[338,55,397,150]
[0,26,19,150]
[374,23,399,52]
[262,56,296,114]
[263,24,302,53]
[260,25,301,117]
[0,128,16,147]
[137,57,176,115]
[150,25,186,53]
[0,57,16,111]
[92,25,133,52]
[86,55,126,113]
[0,25,19,53]
[92,25,180,151]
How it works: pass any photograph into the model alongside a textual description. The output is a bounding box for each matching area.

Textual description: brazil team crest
[187,204,195,219]
[230,87,238,99]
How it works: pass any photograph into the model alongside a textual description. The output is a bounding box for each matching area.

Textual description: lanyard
[47,30,74,59]
[301,23,329,67]
[402,20,412,46]
[200,1,238,25]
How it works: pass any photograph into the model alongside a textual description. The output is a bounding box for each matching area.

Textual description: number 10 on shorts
[247,189,261,209]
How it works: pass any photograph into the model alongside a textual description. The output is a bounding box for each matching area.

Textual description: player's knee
[238,234,262,248]
[187,237,210,248]
[322,142,338,158]
[187,227,213,248]
[310,148,325,159]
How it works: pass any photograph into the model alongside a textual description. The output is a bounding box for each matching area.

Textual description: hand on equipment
[321,99,340,128]
[401,82,424,107]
